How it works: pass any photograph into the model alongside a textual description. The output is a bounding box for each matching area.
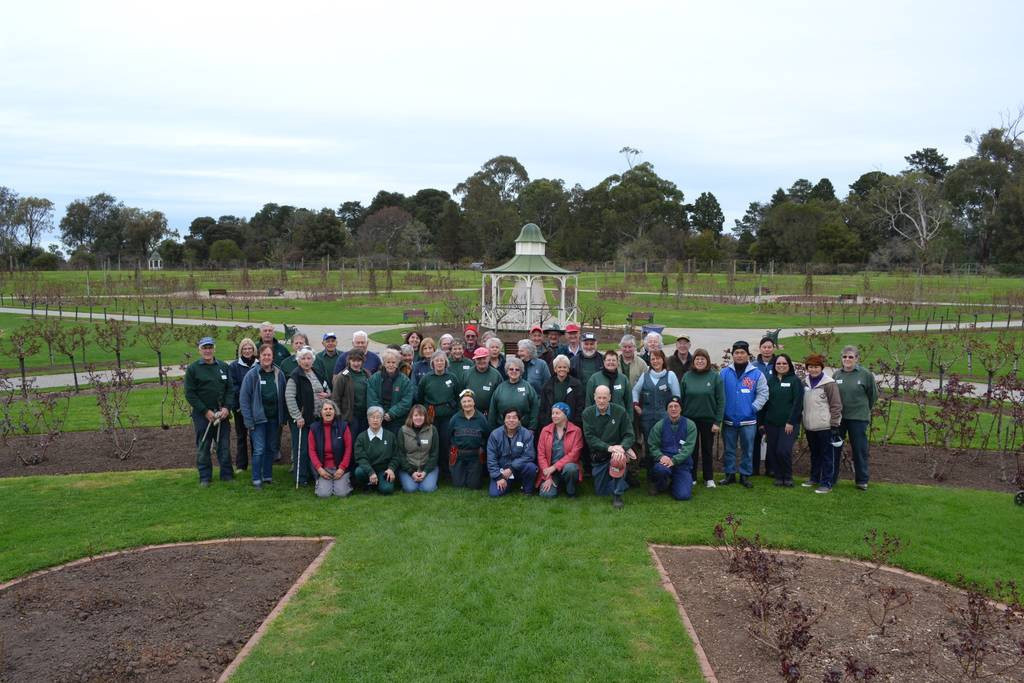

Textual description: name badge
[566,387,573,394]
[781,382,791,387]
[445,379,452,386]
[679,439,686,446]
[420,438,430,445]
[220,374,227,380]
[610,419,616,424]
[516,441,524,447]
[342,369,350,375]
[740,388,751,394]
[706,382,711,387]
[483,385,491,391]
[614,384,622,390]
[260,380,267,385]
[323,381,329,390]
[518,387,526,393]
[836,379,844,384]
[658,384,666,390]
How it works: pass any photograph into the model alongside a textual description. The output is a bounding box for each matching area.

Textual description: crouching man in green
[354,406,399,494]
[647,396,697,500]
[583,384,636,509]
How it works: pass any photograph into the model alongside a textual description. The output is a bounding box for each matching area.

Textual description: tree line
[2,110,1022,273]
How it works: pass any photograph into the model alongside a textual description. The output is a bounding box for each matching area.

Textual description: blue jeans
[192,410,232,482]
[538,462,580,498]
[722,424,756,476]
[837,419,870,485]
[399,468,439,493]
[806,429,836,487]
[649,459,694,500]
[250,420,280,483]
[488,462,539,496]
[592,461,629,496]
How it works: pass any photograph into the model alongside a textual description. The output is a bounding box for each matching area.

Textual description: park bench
[839,293,858,302]
[626,311,654,327]
[403,309,429,323]
[266,287,285,296]
[503,341,519,356]
[208,288,228,296]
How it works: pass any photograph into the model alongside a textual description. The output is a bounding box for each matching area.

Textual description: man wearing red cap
[461,346,503,416]
[463,325,480,356]
[560,323,582,358]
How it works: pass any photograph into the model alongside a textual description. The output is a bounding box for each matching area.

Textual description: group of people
[183,321,877,507]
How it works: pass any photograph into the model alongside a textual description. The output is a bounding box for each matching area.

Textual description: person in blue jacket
[486,407,538,497]
[718,341,769,488]
[239,343,288,487]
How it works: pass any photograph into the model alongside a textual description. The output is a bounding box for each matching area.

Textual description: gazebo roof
[484,254,576,275]
[484,223,576,275]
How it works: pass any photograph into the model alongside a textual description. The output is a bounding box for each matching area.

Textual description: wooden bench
[208,288,228,296]
[626,311,654,326]
[839,293,858,302]
[503,341,519,356]
[266,287,285,296]
[403,309,429,323]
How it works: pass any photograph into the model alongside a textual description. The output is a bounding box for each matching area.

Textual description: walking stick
[295,424,304,489]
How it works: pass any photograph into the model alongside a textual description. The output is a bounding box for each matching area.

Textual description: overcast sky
[1,1,1019,245]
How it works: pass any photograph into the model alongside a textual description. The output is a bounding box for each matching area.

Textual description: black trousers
[764,423,798,482]
[690,419,716,483]
[232,410,251,469]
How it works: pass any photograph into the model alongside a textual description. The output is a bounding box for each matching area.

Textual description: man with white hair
[618,334,648,388]
[258,321,292,366]
[640,331,663,366]
[583,384,636,509]
[334,330,381,375]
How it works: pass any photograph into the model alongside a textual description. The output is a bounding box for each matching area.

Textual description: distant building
[148,249,163,270]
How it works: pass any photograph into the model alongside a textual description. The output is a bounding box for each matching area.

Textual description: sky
[1,1,1020,247]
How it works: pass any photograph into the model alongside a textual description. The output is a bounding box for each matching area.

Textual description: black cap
[732,341,750,353]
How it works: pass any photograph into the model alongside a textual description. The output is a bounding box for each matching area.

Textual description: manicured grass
[7,385,191,433]
[0,469,1018,682]
[778,328,1024,380]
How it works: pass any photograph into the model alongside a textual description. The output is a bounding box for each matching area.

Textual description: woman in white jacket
[801,354,843,493]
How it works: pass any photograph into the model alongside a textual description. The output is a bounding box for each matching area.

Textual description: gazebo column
[558,275,567,325]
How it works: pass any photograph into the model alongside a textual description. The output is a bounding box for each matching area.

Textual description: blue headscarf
[552,401,571,419]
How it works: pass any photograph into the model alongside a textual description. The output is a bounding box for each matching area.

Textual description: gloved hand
[830,429,844,448]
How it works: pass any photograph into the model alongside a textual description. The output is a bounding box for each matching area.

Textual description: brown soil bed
[0,538,326,682]
[2,425,1020,494]
[654,545,1024,682]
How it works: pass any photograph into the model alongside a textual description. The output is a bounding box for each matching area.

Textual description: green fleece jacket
[185,358,234,412]
[367,371,414,422]
[398,425,439,473]
[832,365,877,422]
[680,370,725,423]
[354,430,400,472]
[582,403,634,463]
[584,369,632,413]
[761,372,804,427]
[488,380,539,430]
[647,416,697,466]
[417,371,463,420]
[462,366,503,414]
[314,349,343,381]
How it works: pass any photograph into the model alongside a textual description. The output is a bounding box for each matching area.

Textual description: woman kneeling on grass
[307,400,353,498]
[536,402,583,498]
[801,354,843,494]
[398,404,440,493]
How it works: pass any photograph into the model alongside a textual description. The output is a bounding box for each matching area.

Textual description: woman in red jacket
[536,402,583,498]
[307,400,353,498]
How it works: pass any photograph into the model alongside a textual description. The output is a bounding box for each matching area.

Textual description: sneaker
[740,475,754,489]
[199,480,211,488]
[783,480,794,487]
[252,481,262,489]
[719,474,737,486]
[262,478,273,485]
[856,483,868,491]
[705,479,717,489]
[612,494,624,509]
[814,485,832,494]
[801,480,817,488]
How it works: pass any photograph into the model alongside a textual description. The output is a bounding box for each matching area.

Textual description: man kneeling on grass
[583,384,636,509]
[354,406,398,495]
[646,396,696,501]
[486,408,538,497]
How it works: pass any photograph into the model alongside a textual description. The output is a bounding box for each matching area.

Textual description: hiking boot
[719,474,736,486]
[612,494,624,509]
[740,475,753,489]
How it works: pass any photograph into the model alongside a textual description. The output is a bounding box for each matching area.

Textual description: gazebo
[480,223,578,330]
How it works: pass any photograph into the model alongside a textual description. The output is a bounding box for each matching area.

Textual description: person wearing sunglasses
[831,346,877,491]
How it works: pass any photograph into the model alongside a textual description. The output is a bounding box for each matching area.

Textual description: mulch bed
[0,539,326,682]
[654,545,1024,682]
[3,426,1018,495]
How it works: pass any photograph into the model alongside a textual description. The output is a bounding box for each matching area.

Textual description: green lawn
[778,328,1024,380]
[0,468,1019,681]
